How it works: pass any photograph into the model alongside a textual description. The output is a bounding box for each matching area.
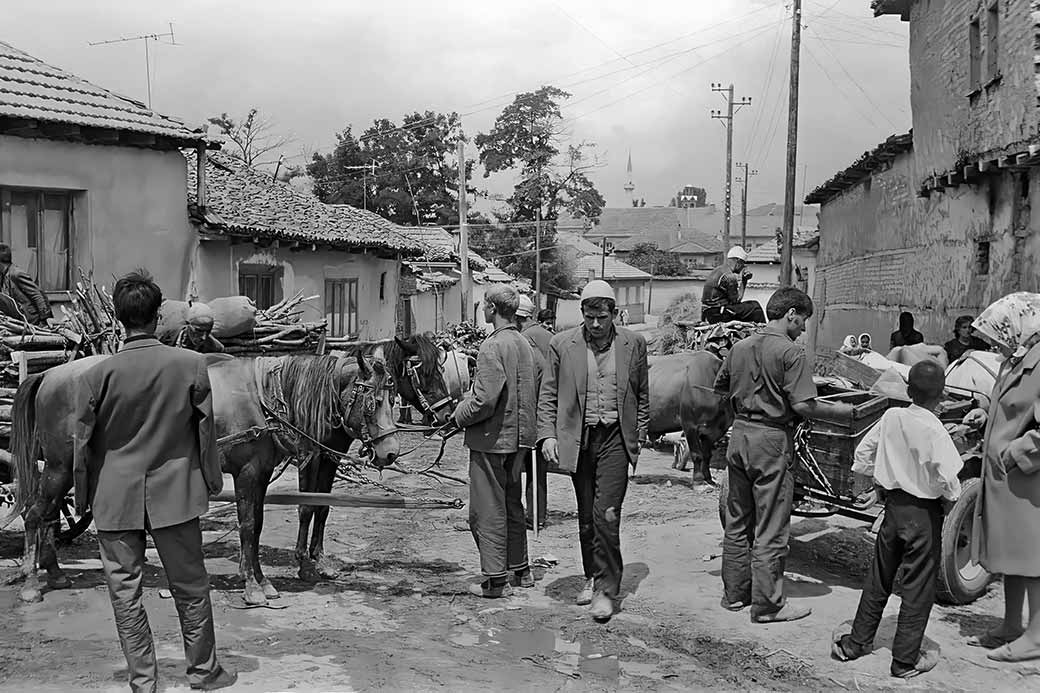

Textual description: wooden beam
[1017,152,1031,166]
[120,131,156,147]
[998,156,1011,168]
[978,159,991,173]
[39,122,80,138]
[1,118,39,136]
[1030,144,1040,157]
[82,126,120,144]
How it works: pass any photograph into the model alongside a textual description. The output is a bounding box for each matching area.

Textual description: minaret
[623,150,636,206]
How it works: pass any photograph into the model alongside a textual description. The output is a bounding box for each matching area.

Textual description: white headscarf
[841,335,858,352]
[972,293,1040,361]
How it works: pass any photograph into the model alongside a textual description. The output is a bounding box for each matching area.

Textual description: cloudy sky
[8,0,911,212]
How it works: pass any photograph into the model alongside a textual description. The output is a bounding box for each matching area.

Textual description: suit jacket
[522,323,553,360]
[537,326,650,472]
[0,265,52,325]
[74,337,223,531]
[452,325,536,454]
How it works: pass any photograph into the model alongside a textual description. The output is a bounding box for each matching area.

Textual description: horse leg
[39,506,70,589]
[308,455,340,579]
[687,430,715,488]
[251,459,279,600]
[233,464,267,606]
[19,464,73,602]
[295,458,319,583]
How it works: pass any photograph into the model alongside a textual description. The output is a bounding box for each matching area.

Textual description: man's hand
[741,270,753,283]
[542,438,559,466]
[963,408,987,430]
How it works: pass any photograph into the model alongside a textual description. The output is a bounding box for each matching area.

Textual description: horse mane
[279,354,344,442]
[381,334,441,380]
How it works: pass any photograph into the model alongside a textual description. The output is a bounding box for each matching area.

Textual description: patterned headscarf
[972,293,1040,361]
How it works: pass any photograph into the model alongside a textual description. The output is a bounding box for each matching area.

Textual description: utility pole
[457,140,472,324]
[89,24,176,109]
[535,202,542,311]
[711,83,752,250]
[780,0,802,288]
[735,162,758,250]
[601,237,608,278]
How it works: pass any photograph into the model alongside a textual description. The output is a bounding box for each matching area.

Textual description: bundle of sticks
[0,316,79,384]
[61,274,123,356]
[220,290,327,355]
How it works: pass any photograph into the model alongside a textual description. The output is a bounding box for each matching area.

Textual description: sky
[6,0,912,214]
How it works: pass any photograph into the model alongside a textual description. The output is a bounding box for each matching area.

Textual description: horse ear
[355,353,372,380]
[371,359,386,376]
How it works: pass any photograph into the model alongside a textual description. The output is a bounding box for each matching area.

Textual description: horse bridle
[338,368,398,462]
[402,355,459,420]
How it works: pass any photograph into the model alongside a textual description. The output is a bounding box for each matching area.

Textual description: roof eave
[0,115,213,150]
[871,0,911,19]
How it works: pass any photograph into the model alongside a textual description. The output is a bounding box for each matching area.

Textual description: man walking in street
[701,246,765,324]
[516,294,548,530]
[714,287,849,623]
[0,243,52,326]
[538,280,649,622]
[453,284,537,598]
[74,270,235,692]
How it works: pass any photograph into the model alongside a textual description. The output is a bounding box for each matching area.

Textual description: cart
[717,383,989,605]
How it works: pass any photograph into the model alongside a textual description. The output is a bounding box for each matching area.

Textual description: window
[0,188,71,292]
[325,278,359,338]
[975,240,991,276]
[969,17,981,91]
[379,271,387,301]
[238,264,281,310]
[986,2,999,81]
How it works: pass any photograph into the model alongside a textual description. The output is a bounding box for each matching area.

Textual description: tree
[626,242,687,277]
[307,111,472,227]
[208,108,293,168]
[474,86,605,291]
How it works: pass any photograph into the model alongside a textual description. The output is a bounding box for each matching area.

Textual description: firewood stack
[217,291,328,355]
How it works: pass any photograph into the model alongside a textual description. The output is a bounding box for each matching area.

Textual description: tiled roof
[186,151,423,253]
[871,0,910,18]
[805,132,913,205]
[393,225,487,269]
[0,41,206,147]
[576,255,651,281]
[745,228,821,263]
[556,231,604,256]
[669,239,724,255]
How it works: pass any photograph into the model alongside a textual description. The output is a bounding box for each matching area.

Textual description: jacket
[74,337,223,530]
[452,325,537,453]
[0,265,52,325]
[522,323,553,360]
[537,326,650,472]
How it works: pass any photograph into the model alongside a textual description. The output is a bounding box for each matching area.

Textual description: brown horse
[11,352,400,605]
[372,334,472,425]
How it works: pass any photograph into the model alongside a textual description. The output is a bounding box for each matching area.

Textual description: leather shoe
[511,569,535,588]
[720,596,749,612]
[891,649,939,678]
[467,580,512,599]
[190,668,238,690]
[576,578,595,606]
[589,591,613,621]
[751,603,811,623]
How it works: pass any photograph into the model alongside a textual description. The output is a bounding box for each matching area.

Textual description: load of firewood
[215,291,328,356]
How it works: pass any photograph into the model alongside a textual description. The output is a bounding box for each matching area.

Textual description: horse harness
[401,354,460,420]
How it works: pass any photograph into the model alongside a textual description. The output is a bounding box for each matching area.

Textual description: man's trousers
[469,449,529,580]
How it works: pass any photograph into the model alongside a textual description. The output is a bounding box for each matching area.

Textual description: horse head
[389,335,455,425]
[339,353,400,469]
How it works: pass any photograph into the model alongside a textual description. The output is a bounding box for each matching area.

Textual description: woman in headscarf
[962,293,1040,661]
[890,311,925,350]
[840,335,859,353]
[944,315,990,363]
[859,333,872,351]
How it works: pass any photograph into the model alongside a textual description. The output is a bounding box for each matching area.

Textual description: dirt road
[0,434,1036,692]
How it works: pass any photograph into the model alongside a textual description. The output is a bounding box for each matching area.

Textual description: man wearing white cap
[701,247,766,324]
[515,294,549,530]
[537,279,649,622]
[175,303,225,354]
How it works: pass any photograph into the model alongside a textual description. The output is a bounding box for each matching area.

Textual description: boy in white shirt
[832,361,963,679]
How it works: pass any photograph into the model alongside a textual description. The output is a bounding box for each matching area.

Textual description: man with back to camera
[515,294,549,530]
[714,286,851,624]
[75,270,235,692]
[538,279,649,622]
[701,246,766,324]
[0,243,52,326]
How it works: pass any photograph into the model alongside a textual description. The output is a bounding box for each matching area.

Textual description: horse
[10,352,400,606]
[648,350,732,486]
[372,334,472,426]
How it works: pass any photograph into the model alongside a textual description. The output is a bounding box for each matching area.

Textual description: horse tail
[11,372,46,517]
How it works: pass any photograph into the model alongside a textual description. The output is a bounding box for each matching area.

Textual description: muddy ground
[0,434,1037,692]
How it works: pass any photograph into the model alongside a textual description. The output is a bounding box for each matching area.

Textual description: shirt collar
[764,324,791,341]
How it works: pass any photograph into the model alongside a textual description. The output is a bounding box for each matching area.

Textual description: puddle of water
[449,624,623,679]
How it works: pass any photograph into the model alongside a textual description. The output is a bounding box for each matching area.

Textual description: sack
[210,296,257,338]
[870,368,909,400]
[156,300,190,344]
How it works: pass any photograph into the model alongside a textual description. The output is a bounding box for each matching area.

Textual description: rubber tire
[56,497,93,545]
[936,477,991,605]
[717,470,729,530]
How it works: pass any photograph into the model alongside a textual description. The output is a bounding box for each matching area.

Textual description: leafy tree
[626,242,687,276]
[473,86,604,291]
[307,111,473,226]
[208,108,293,168]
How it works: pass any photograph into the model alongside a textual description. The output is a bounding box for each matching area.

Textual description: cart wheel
[936,478,990,605]
[56,495,93,545]
[717,471,729,529]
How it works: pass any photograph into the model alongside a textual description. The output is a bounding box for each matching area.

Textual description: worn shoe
[511,569,536,588]
[831,634,870,662]
[589,591,614,621]
[190,667,238,690]
[576,578,595,606]
[751,603,812,623]
[467,579,512,599]
[720,596,750,612]
[891,649,939,678]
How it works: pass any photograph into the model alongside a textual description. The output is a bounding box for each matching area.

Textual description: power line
[802,40,882,130]
[743,5,790,160]
[805,24,899,130]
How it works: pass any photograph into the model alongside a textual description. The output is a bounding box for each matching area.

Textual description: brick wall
[909,0,1040,174]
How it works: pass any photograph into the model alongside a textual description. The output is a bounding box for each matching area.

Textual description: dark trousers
[524,448,548,526]
[573,423,630,600]
[97,517,220,693]
[703,302,766,324]
[469,449,529,580]
[723,421,794,618]
[849,490,942,666]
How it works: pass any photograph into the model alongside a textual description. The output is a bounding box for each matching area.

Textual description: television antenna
[89,23,177,109]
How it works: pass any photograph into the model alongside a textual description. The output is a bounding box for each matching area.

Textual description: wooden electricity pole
[457,140,472,323]
[780,0,802,288]
[711,83,752,250]
[736,162,758,250]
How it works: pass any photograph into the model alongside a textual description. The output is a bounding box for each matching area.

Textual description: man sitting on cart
[700,246,766,325]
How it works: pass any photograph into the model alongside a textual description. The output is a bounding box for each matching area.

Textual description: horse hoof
[298,566,321,584]
[261,579,280,600]
[19,584,43,603]
[315,560,340,580]
[243,587,268,607]
[46,574,71,590]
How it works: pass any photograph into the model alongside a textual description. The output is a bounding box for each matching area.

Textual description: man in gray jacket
[453,284,537,598]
